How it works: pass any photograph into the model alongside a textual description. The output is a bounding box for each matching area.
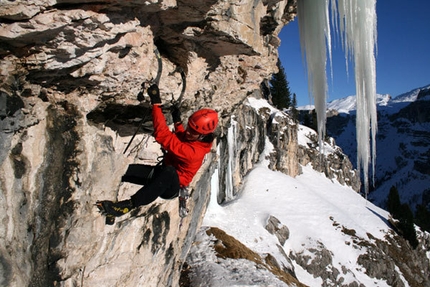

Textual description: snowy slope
[185,115,404,287]
[192,136,393,286]
[184,93,430,287]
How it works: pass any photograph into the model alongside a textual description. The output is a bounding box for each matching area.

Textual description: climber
[96,84,218,220]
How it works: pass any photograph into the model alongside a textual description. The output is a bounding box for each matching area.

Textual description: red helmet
[187,108,218,135]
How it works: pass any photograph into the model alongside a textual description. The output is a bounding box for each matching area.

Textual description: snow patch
[200,136,391,286]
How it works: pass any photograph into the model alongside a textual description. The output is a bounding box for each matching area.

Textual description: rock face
[290,224,430,287]
[0,1,302,286]
[265,215,290,246]
[297,126,361,192]
[1,0,427,285]
[216,97,304,204]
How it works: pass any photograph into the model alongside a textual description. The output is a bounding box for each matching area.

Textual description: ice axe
[123,47,162,154]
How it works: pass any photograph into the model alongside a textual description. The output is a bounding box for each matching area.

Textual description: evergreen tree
[291,93,299,122]
[270,59,291,110]
[387,185,418,249]
[415,204,430,232]
[303,112,311,127]
[398,203,419,249]
[302,109,318,131]
[387,186,402,219]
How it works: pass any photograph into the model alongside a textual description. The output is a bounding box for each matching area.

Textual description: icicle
[297,0,331,150]
[297,0,377,198]
[225,116,238,201]
[335,0,378,198]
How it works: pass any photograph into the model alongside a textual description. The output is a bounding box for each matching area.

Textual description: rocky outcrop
[186,226,306,287]
[297,125,361,192]
[0,1,300,286]
[217,99,267,203]
[216,96,301,203]
[267,109,301,176]
[265,215,290,246]
[290,224,430,287]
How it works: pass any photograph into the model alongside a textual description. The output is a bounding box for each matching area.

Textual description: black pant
[122,164,180,207]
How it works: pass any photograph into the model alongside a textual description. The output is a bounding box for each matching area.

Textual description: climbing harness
[146,155,165,181]
[121,47,191,227]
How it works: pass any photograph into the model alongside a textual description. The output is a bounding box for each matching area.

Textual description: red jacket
[152,105,213,187]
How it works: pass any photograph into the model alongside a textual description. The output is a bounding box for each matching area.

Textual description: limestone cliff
[0,1,301,286]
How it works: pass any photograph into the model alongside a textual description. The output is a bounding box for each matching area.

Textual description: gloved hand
[147,84,161,105]
[171,104,181,123]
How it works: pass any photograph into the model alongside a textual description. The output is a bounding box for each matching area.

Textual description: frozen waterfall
[297,0,377,197]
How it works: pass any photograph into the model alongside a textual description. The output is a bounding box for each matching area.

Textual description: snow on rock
[187,227,303,287]
[189,135,430,286]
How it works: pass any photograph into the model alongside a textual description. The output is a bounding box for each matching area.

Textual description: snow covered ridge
[184,95,430,287]
[248,97,361,194]
[188,136,430,287]
[392,84,430,103]
[297,85,430,114]
[300,84,430,115]
[325,93,391,114]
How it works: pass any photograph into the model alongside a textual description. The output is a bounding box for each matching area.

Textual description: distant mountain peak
[324,84,430,214]
[299,84,430,114]
[392,84,430,103]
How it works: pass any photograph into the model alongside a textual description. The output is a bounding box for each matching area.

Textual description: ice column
[336,0,378,197]
[297,0,377,197]
[297,0,332,148]
[225,116,238,201]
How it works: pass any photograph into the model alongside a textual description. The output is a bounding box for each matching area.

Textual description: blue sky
[278,0,430,107]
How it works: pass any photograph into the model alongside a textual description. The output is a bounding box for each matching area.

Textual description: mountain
[1,1,429,286]
[322,85,430,213]
[184,97,430,287]
[180,97,430,287]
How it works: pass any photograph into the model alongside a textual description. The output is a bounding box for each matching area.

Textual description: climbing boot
[96,200,134,217]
